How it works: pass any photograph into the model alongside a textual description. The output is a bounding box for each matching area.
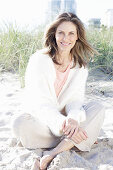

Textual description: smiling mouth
[60,42,71,46]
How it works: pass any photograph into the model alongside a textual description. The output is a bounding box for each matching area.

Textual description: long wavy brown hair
[44,12,97,68]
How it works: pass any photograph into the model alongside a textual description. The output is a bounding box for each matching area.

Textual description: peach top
[54,61,72,97]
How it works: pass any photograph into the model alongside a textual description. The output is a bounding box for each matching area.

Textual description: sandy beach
[0,69,113,170]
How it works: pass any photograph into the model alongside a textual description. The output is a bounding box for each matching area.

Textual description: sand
[0,69,113,170]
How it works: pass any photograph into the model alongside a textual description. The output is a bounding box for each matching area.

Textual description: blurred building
[45,0,77,23]
[105,9,113,27]
[101,9,113,27]
[51,0,61,19]
[88,18,101,28]
[60,0,77,14]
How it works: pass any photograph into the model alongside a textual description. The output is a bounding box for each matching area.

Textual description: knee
[91,101,105,118]
[12,113,31,137]
[92,101,105,111]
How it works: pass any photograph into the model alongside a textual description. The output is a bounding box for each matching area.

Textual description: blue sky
[0,0,113,30]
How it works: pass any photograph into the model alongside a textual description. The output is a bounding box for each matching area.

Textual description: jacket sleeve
[65,67,88,123]
[24,52,65,136]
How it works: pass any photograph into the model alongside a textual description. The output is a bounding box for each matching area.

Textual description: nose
[63,35,69,42]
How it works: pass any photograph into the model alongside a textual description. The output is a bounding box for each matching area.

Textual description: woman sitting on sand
[12,12,105,169]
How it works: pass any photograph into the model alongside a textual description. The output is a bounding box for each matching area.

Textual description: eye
[69,32,74,35]
[58,31,63,34]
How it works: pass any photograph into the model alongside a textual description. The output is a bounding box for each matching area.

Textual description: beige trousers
[12,101,105,151]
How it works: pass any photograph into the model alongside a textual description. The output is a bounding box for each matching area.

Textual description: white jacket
[24,49,88,136]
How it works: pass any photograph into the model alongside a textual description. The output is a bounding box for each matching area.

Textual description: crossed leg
[31,157,40,170]
[32,138,74,170]
[31,101,105,169]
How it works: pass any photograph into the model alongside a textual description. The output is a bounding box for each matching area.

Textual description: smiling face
[55,21,78,53]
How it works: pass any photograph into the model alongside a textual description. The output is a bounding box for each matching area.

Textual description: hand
[62,118,79,138]
[71,127,88,144]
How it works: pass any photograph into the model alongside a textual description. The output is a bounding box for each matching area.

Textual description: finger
[74,130,84,142]
[71,136,81,144]
[63,125,71,133]
[64,128,72,136]
[79,131,87,140]
[83,130,88,138]
[73,126,79,135]
[76,133,83,142]
[70,127,79,140]
[67,128,75,138]
[62,120,66,131]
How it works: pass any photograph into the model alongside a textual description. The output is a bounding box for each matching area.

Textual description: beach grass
[87,26,113,75]
[0,24,44,86]
[0,24,113,86]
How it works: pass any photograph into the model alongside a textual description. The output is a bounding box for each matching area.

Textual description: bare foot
[40,151,55,170]
[31,157,40,170]
[94,141,98,144]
